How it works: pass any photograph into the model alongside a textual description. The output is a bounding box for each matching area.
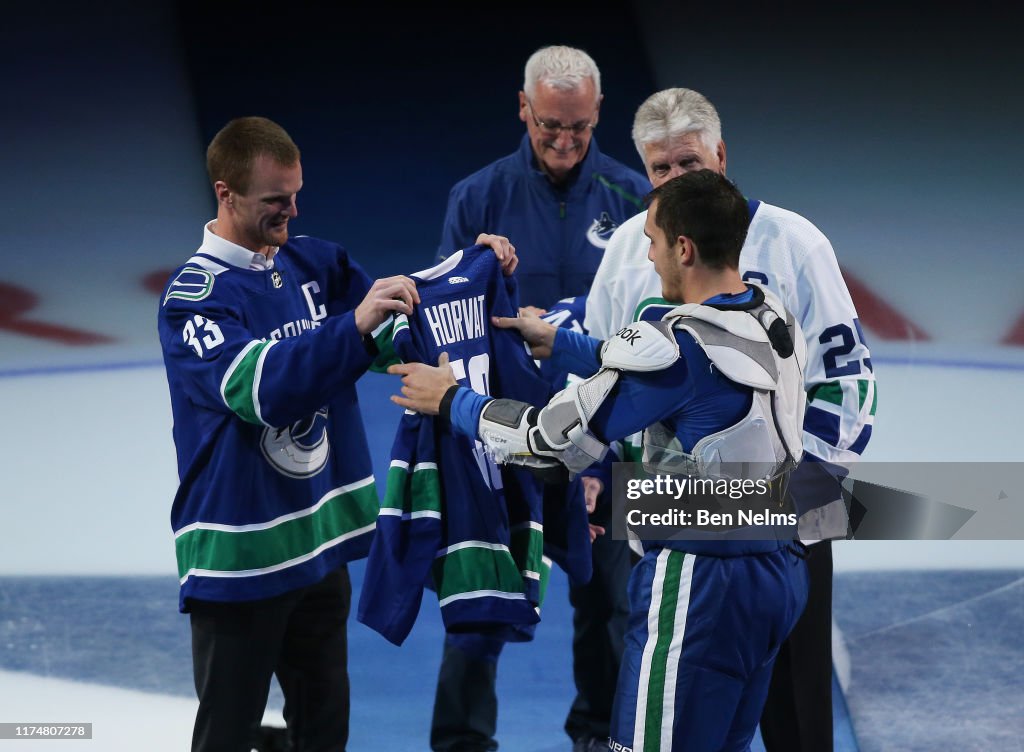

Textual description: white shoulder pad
[662,288,790,390]
[701,340,777,390]
[662,302,770,343]
[600,321,680,372]
[661,285,790,342]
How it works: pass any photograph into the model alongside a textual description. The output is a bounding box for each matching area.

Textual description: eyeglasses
[526,100,597,136]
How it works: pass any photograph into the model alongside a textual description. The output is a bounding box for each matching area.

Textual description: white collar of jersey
[201,220,277,271]
[411,248,464,281]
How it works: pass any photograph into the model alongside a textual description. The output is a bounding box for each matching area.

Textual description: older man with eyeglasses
[437,44,649,314]
[432,45,650,752]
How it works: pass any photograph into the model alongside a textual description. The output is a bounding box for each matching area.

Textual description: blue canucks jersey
[157,229,380,611]
[358,246,554,645]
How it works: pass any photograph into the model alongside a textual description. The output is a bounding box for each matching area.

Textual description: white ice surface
[0,669,282,750]
[4,344,1022,576]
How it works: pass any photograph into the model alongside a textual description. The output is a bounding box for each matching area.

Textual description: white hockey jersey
[585,201,875,539]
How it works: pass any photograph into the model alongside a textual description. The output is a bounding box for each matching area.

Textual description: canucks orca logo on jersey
[585,211,619,249]
[260,408,330,478]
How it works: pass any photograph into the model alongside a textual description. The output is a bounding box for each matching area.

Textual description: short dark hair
[646,170,748,270]
[206,116,300,195]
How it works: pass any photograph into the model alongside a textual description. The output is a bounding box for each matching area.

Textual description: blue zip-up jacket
[438,134,649,308]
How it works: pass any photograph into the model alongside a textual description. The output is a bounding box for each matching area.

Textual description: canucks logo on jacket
[586,211,620,249]
[357,246,556,645]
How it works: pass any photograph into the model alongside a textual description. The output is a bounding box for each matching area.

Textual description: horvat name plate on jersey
[423,293,487,346]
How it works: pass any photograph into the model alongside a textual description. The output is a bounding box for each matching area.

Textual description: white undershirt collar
[200,220,277,271]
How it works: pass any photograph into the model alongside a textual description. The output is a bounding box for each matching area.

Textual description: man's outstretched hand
[389,352,457,415]
[492,308,557,359]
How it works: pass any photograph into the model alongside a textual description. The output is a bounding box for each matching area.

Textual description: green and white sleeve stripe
[433,541,530,607]
[380,459,441,520]
[220,339,279,426]
[806,378,877,464]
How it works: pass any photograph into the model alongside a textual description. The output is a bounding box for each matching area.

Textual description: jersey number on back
[449,353,503,490]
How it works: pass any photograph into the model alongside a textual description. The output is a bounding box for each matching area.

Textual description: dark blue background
[175,1,656,279]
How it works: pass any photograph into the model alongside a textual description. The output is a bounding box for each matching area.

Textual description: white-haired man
[585,87,876,751]
[432,45,650,752]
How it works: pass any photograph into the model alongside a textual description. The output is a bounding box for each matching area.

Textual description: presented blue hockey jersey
[438,135,649,308]
[358,246,556,645]
[158,228,380,611]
